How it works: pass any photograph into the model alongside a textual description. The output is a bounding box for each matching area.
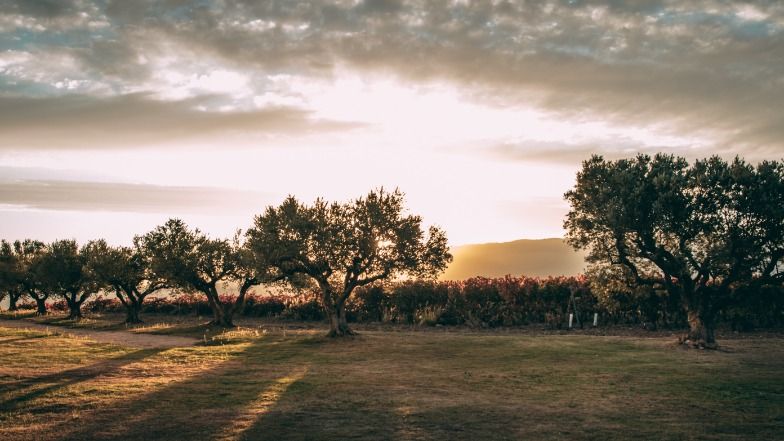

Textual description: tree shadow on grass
[52,337,322,441]
[142,323,212,337]
[0,311,37,320]
[0,348,164,413]
[0,335,48,346]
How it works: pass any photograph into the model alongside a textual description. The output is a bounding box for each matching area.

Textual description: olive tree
[15,240,49,315]
[137,219,264,327]
[565,154,784,347]
[36,239,98,320]
[247,188,452,337]
[0,240,24,311]
[85,239,168,324]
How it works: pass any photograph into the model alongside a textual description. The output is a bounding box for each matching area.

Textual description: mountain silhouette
[441,238,586,280]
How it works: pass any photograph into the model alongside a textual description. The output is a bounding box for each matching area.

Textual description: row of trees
[2,155,781,345]
[0,189,451,336]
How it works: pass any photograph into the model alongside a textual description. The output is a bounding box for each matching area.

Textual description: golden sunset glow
[1,1,781,247]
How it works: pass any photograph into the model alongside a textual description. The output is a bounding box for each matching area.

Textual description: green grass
[1,325,782,440]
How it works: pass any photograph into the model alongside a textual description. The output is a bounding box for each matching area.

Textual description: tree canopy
[565,154,784,347]
[35,239,97,320]
[85,239,169,323]
[136,219,263,327]
[247,188,452,336]
[0,240,24,311]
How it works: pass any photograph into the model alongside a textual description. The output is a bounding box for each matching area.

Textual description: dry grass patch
[1,326,783,440]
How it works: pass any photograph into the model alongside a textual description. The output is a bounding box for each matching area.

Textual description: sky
[0,0,782,247]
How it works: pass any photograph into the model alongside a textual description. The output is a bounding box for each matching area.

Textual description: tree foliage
[0,240,24,311]
[565,154,784,347]
[247,188,452,336]
[85,239,168,323]
[137,219,263,327]
[35,239,97,320]
[14,240,49,315]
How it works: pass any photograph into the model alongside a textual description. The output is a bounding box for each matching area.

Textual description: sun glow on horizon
[0,72,711,247]
[1,0,779,247]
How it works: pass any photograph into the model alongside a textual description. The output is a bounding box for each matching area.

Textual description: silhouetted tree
[0,240,25,311]
[85,239,168,324]
[36,239,98,320]
[247,188,452,337]
[565,154,784,347]
[15,240,49,315]
[138,219,265,327]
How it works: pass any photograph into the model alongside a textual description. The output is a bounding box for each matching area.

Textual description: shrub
[23,275,780,330]
[243,293,287,317]
[281,298,324,321]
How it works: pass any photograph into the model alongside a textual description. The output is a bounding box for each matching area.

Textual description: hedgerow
[19,276,783,329]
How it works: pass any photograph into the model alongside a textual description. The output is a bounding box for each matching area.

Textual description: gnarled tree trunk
[126,302,143,324]
[7,292,21,311]
[66,301,83,320]
[214,304,235,327]
[681,286,717,349]
[205,286,235,328]
[63,292,85,320]
[327,303,354,337]
[34,297,47,316]
[115,290,142,324]
[685,309,716,348]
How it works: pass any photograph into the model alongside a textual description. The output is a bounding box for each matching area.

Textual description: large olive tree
[85,239,169,324]
[565,154,784,347]
[247,188,452,337]
[137,219,264,327]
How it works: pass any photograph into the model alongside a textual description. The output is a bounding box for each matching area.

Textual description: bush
[23,276,780,330]
[84,296,122,313]
[350,285,388,322]
[723,282,784,330]
[281,298,324,321]
[243,293,287,317]
[344,276,597,328]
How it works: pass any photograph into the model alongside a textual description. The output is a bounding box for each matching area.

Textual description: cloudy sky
[0,0,782,246]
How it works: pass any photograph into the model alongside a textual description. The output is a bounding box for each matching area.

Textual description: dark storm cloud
[0,179,271,214]
[1,0,783,156]
[0,0,78,18]
[0,94,364,149]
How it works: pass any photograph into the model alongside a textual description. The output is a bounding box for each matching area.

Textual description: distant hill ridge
[441,238,586,281]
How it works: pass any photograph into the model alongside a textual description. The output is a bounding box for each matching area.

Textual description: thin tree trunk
[204,288,222,324]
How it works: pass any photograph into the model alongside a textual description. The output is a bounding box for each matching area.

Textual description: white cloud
[735,4,769,22]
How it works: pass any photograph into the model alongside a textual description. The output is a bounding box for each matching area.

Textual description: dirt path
[0,319,199,348]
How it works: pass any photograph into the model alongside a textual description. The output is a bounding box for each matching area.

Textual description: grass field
[1,321,783,440]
